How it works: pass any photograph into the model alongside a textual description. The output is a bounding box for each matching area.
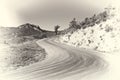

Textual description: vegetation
[0,8,111,72]
[69,18,79,29]
[54,25,60,35]
[0,24,49,72]
[60,10,109,35]
[59,6,120,52]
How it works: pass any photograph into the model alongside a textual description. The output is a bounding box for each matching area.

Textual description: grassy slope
[0,24,49,73]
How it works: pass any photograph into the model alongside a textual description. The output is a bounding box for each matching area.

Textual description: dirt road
[0,39,107,80]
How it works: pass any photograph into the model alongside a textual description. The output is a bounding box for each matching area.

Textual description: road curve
[0,39,108,80]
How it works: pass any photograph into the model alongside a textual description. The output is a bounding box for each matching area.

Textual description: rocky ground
[59,6,120,53]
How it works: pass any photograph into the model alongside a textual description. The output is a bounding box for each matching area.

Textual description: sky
[0,0,118,30]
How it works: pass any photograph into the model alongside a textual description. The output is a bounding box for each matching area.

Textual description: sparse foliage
[54,25,60,35]
[69,18,78,28]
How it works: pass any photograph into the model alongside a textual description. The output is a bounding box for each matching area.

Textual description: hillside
[60,8,109,35]
[58,6,120,52]
[1,23,55,38]
[0,23,53,73]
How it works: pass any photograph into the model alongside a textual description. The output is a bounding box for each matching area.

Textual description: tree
[54,25,60,35]
[93,14,97,21]
[85,17,89,24]
[69,18,78,28]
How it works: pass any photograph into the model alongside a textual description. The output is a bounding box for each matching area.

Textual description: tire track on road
[0,39,108,80]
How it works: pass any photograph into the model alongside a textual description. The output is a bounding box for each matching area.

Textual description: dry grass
[0,26,47,73]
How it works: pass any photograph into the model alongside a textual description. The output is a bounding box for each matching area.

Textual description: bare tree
[54,25,60,35]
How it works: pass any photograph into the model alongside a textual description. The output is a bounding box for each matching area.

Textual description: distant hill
[0,23,55,39]
[0,23,55,44]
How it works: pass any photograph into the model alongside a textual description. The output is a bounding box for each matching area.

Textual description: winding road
[0,39,107,80]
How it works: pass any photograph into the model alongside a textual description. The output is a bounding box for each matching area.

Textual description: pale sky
[0,0,118,30]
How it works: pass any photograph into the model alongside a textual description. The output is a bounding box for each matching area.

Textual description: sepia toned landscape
[0,0,120,80]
